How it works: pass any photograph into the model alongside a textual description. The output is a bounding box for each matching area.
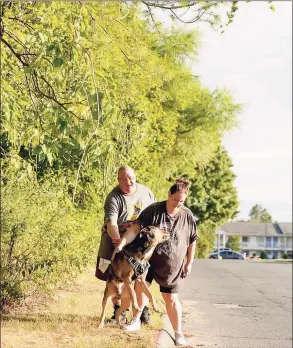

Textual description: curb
[156,314,175,348]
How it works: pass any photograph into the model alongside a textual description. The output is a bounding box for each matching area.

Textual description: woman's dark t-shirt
[136,201,198,288]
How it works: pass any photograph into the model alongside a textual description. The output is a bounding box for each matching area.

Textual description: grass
[1,268,165,348]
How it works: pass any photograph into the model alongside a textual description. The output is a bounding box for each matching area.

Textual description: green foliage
[226,235,240,252]
[185,147,239,256]
[142,1,274,33]
[1,176,101,307]
[260,251,268,259]
[194,221,216,258]
[0,2,242,302]
[1,2,240,192]
[283,253,288,259]
[248,204,273,223]
[142,1,239,30]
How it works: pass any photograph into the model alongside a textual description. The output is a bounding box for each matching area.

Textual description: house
[214,222,292,259]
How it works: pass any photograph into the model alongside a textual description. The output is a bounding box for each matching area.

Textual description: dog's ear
[139,232,146,240]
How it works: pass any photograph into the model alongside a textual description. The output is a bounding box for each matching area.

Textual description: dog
[98,226,169,329]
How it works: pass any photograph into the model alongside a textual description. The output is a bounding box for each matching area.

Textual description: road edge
[156,314,175,348]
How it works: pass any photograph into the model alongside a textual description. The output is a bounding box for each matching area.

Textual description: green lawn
[1,268,164,348]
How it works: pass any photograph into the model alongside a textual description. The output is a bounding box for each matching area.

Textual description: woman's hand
[111,244,123,261]
[111,238,121,248]
[182,262,192,278]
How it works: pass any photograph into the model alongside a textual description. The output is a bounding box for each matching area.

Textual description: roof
[220,222,292,237]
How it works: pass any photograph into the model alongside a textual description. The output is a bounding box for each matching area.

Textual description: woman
[112,178,198,346]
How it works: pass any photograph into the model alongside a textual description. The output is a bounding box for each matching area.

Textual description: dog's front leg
[140,279,160,313]
[115,287,130,326]
[122,278,139,312]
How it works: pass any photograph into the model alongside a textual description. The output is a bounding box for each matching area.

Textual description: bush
[1,176,102,309]
[260,251,268,259]
[283,253,288,259]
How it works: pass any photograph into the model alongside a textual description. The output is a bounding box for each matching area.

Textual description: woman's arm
[111,223,141,260]
[187,240,196,264]
[183,240,197,278]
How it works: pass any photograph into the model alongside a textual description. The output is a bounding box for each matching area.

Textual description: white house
[215,222,292,259]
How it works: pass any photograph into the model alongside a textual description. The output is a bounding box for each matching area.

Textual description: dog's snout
[162,231,169,240]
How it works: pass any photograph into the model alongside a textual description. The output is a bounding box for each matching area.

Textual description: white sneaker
[123,318,141,331]
[175,331,187,346]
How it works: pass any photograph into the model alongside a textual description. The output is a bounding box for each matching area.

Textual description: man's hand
[182,262,193,278]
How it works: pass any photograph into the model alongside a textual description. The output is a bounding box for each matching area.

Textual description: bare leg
[162,293,182,332]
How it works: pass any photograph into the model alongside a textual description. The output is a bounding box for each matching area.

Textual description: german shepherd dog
[98,226,169,328]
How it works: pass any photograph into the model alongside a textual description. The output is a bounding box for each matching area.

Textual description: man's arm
[107,221,120,240]
[111,223,141,260]
[183,240,196,278]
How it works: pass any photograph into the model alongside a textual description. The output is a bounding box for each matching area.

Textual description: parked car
[212,247,232,253]
[209,250,245,260]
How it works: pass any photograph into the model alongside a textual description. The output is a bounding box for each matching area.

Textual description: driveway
[179,259,292,348]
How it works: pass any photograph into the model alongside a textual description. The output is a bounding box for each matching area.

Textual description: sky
[157,2,292,222]
[193,2,292,222]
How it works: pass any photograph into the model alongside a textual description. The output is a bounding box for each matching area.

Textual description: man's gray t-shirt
[136,201,198,288]
[98,183,156,260]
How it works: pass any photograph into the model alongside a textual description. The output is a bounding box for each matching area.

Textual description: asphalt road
[179,260,292,348]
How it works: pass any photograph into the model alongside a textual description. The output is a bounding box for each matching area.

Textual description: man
[95,165,156,324]
[112,178,198,346]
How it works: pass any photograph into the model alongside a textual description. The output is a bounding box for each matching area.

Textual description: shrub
[283,253,288,259]
[1,176,102,309]
[260,251,268,259]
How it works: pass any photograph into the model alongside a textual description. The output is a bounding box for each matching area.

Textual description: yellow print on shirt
[127,201,142,221]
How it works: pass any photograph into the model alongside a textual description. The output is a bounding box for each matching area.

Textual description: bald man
[95,166,156,325]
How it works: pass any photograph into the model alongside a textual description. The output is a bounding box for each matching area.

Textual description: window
[242,237,248,243]
[266,237,272,248]
[267,251,272,259]
[273,237,278,248]
[273,251,278,259]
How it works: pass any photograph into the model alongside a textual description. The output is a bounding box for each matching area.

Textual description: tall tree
[1,1,240,197]
[142,1,275,32]
[226,235,240,252]
[185,146,239,257]
[249,204,272,223]
[186,146,239,225]
[0,2,242,305]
